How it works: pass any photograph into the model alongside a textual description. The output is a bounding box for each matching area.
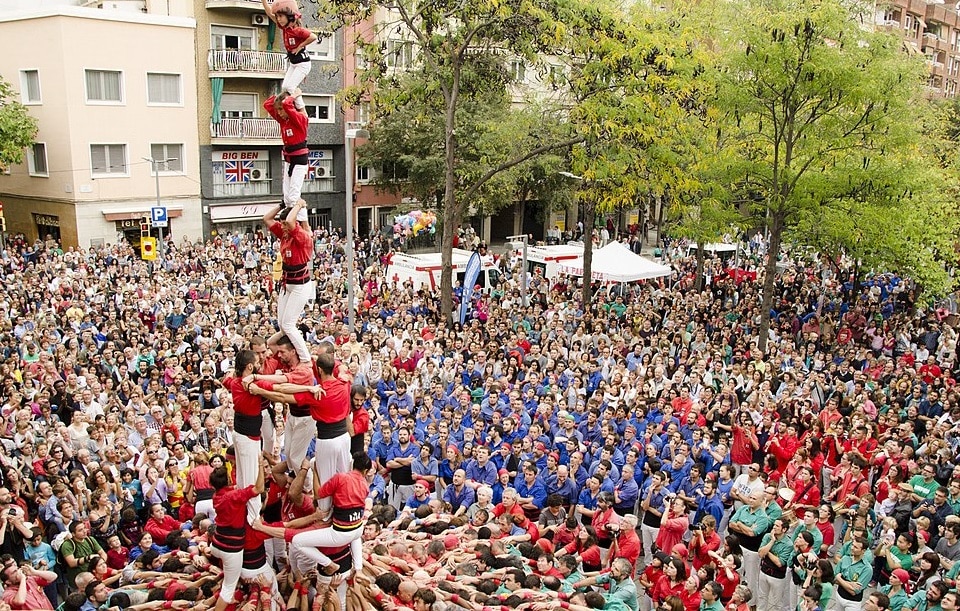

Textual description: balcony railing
[208,49,286,77]
[210,118,280,140]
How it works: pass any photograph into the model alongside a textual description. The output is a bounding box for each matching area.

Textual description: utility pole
[507,234,529,307]
[143,156,177,262]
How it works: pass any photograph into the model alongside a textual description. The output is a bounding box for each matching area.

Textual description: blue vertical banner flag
[460,251,482,324]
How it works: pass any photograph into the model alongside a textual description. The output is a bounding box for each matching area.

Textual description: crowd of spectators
[0,224,956,611]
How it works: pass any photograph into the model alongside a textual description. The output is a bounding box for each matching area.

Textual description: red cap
[498,468,509,477]
[415,479,430,490]
[535,442,547,452]
[501,443,512,452]
[443,534,459,550]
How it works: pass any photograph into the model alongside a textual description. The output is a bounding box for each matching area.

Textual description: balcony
[205,0,262,10]
[208,49,286,78]
[925,32,941,43]
[210,118,281,145]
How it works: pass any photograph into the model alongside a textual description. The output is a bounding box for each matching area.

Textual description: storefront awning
[209,202,280,223]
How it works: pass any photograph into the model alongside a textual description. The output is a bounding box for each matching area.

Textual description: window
[355,101,371,125]
[303,95,335,123]
[28,143,48,177]
[509,60,526,83]
[20,70,41,104]
[211,25,254,50]
[219,93,257,119]
[357,165,371,182]
[307,34,334,60]
[90,144,127,176]
[85,70,123,103]
[147,73,182,105]
[302,149,335,193]
[149,144,184,172]
[386,40,415,70]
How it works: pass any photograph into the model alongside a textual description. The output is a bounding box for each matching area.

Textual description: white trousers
[313,433,351,514]
[640,523,660,566]
[741,549,760,596]
[240,563,279,611]
[757,572,788,611]
[291,527,362,569]
[285,414,316,473]
[196,498,216,521]
[282,161,308,207]
[389,483,414,510]
[234,432,262,524]
[277,280,314,363]
[282,61,311,108]
[830,594,860,611]
[210,546,243,603]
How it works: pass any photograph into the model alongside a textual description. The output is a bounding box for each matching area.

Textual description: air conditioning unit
[250,168,266,180]
[251,13,269,26]
[315,167,326,177]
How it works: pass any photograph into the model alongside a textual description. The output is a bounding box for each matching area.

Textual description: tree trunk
[694,245,705,293]
[757,211,784,353]
[581,200,595,306]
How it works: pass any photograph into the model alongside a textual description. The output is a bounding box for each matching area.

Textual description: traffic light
[140,217,151,237]
[141,237,157,261]
[0,218,5,233]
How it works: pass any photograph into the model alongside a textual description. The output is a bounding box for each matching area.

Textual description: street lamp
[344,122,370,333]
[507,234,529,307]
[143,156,177,261]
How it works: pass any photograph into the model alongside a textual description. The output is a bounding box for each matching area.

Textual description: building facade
[0,4,203,249]
[877,0,960,97]
[195,0,346,237]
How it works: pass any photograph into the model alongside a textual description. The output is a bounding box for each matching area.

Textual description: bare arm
[262,203,282,231]
[248,384,296,404]
[260,0,276,22]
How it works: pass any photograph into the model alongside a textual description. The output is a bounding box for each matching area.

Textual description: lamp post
[344,122,370,333]
[143,156,177,261]
[507,234,529,307]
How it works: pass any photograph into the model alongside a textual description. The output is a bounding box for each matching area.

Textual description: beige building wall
[0,6,203,248]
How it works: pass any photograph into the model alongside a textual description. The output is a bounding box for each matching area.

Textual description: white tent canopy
[557,241,672,282]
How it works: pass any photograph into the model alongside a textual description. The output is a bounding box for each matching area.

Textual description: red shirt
[144,515,181,543]
[282,26,313,54]
[223,376,261,417]
[3,575,55,610]
[212,485,258,552]
[316,470,368,531]
[651,576,685,604]
[352,406,370,436]
[263,95,308,159]
[295,378,350,424]
[612,528,641,568]
[269,222,313,270]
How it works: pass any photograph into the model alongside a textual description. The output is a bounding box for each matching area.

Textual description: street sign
[141,237,157,260]
[151,206,168,228]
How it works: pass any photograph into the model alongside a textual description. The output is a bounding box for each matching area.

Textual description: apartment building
[196,0,346,236]
[878,0,960,97]
[0,4,203,248]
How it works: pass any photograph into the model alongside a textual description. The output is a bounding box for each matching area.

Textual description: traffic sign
[141,237,157,260]
[151,206,168,228]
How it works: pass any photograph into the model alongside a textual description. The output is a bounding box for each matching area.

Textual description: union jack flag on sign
[224,160,253,183]
[306,156,325,180]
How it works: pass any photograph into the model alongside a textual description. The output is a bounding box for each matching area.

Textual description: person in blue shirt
[387,380,415,418]
[613,463,640,515]
[515,460,548,514]
[441,469,476,517]
[693,477,725,526]
[547,464,580,509]
[590,460,617,494]
[410,441,439,490]
[491,469,511,505]
[464,445,497,488]
[675,462,707,507]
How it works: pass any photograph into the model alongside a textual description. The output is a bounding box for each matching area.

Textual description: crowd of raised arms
[0,217,956,611]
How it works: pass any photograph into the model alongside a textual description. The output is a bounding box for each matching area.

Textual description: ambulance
[515,243,585,284]
[386,248,501,292]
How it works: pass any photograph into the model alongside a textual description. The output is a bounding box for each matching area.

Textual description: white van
[514,243,584,284]
[386,248,501,293]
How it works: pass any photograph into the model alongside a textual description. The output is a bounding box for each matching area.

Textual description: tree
[706,0,935,351]
[325,0,583,323]
[0,78,38,169]
[565,1,714,305]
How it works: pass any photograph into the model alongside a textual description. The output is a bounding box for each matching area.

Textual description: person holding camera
[689,515,721,570]
[656,496,690,559]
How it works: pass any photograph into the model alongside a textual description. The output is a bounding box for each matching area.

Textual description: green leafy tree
[0,79,38,169]
[706,0,935,351]
[324,0,583,322]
